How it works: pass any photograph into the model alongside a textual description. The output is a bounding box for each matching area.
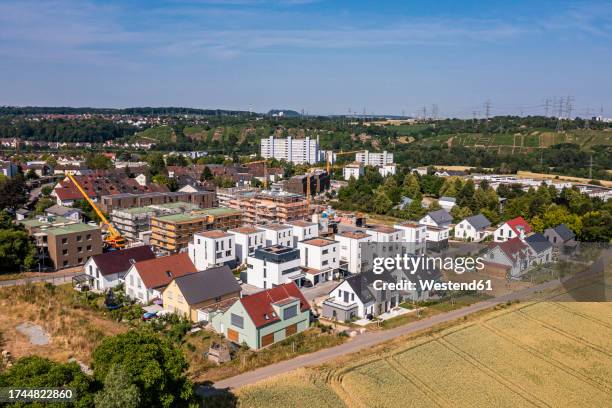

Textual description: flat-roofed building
[261,224,293,247]
[244,245,303,289]
[335,230,372,274]
[188,230,235,270]
[228,191,309,224]
[228,226,265,265]
[298,237,339,285]
[287,220,318,247]
[42,223,103,270]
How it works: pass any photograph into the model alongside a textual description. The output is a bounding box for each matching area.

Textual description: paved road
[211,277,562,390]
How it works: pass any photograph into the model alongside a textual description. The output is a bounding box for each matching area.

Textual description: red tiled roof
[90,245,155,276]
[302,238,336,247]
[505,216,532,235]
[134,253,197,289]
[240,282,310,328]
[54,174,169,202]
[493,237,529,262]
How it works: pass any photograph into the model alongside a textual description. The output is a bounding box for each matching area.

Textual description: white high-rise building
[260,136,322,164]
[356,150,394,166]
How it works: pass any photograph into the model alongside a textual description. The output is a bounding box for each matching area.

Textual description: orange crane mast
[66,173,126,249]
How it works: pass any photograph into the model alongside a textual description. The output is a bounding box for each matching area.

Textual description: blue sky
[0,0,610,116]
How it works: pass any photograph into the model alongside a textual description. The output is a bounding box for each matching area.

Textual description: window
[87,245,92,251]
[62,249,68,255]
[62,238,68,245]
[322,260,328,266]
[76,235,82,242]
[78,258,83,264]
[89,265,93,274]
[283,304,297,320]
[231,313,244,329]
[78,247,83,253]
[322,249,328,255]
[86,234,91,240]
[63,260,68,267]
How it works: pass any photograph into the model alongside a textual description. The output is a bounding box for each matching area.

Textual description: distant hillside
[0,106,252,116]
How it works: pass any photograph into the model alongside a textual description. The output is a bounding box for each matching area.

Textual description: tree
[373,186,393,214]
[41,185,53,196]
[579,211,612,242]
[382,177,401,205]
[200,166,213,181]
[86,154,113,170]
[73,199,103,223]
[147,153,166,176]
[0,229,37,272]
[25,168,40,180]
[451,206,473,223]
[406,198,426,220]
[0,356,94,407]
[92,330,196,408]
[0,174,27,211]
[427,200,442,211]
[95,364,141,408]
[35,197,55,214]
[402,173,421,199]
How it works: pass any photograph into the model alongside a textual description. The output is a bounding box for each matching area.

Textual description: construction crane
[66,173,126,250]
[246,160,269,189]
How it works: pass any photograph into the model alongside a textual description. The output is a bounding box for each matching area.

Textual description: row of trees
[335,169,612,242]
[0,329,197,408]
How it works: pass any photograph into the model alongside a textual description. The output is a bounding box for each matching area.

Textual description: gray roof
[525,233,553,254]
[173,265,241,305]
[46,204,81,216]
[552,224,575,241]
[439,196,456,203]
[428,209,452,225]
[344,270,395,304]
[465,214,491,231]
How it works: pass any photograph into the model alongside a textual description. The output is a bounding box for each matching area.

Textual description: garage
[285,323,297,336]
[227,328,239,343]
[261,333,274,347]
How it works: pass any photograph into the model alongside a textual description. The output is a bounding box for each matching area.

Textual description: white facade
[494,222,528,242]
[426,227,450,243]
[328,280,369,318]
[245,246,302,289]
[343,164,364,181]
[455,219,491,242]
[83,258,121,292]
[335,231,372,274]
[288,221,318,247]
[365,226,403,242]
[228,227,265,265]
[356,150,394,166]
[261,224,293,247]
[260,136,321,164]
[124,265,160,304]
[393,222,427,255]
[378,164,397,177]
[188,230,235,270]
[299,238,339,284]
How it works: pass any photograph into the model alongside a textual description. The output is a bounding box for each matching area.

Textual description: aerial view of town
[0,0,610,407]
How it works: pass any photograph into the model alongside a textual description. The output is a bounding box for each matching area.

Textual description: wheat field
[235,285,612,407]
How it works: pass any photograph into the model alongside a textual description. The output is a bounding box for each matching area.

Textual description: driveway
[209,277,564,390]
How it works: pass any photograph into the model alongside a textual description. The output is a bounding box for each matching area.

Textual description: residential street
[209,277,563,390]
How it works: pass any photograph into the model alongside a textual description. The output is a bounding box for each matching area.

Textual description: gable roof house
[483,237,532,279]
[83,245,156,292]
[162,265,241,323]
[438,196,457,212]
[419,209,453,228]
[211,282,311,349]
[322,270,400,322]
[494,216,532,242]
[419,209,452,252]
[544,224,578,255]
[124,253,198,303]
[525,233,554,266]
[454,214,492,242]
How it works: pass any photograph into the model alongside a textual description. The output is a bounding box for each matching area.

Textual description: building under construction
[150,207,242,253]
[228,190,310,225]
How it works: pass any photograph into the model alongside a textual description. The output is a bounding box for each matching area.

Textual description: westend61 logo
[371,254,493,292]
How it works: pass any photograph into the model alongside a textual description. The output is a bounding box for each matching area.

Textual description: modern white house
[244,245,303,289]
[343,163,364,181]
[454,214,492,242]
[365,225,403,242]
[378,164,397,178]
[45,205,82,223]
[228,226,265,265]
[298,238,339,285]
[394,222,427,256]
[494,216,532,242]
[419,209,452,252]
[322,270,399,321]
[124,253,198,303]
[188,230,235,271]
[419,209,453,228]
[287,220,318,247]
[525,233,554,266]
[261,224,293,247]
[335,230,372,274]
[83,245,155,292]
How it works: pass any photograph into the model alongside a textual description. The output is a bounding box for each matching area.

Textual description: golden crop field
[235,287,612,407]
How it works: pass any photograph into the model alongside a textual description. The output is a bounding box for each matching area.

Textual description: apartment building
[394,222,427,255]
[228,227,265,265]
[244,245,303,289]
[335,230,372,274]
[188,230,235,270]
[216,187,259,208]
[42,223,103,270]
[260,136,321,164]
[150,208,242,252]
[111,207,158,241]
[298,238,339,285]
[228,191,309,224]
[100,190,216,213]
[355,150,394,166]
[283,171,330,197]
[287,220,318,247]
[261,224,293,247]
[343,163,364,181]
